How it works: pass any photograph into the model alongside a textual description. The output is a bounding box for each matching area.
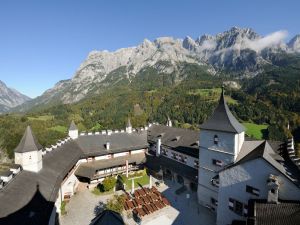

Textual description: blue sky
[0,0,299,98]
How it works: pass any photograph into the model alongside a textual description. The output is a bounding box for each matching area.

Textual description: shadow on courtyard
[93,201,106,216]
[157,179,215,225]
[89,178,216,225]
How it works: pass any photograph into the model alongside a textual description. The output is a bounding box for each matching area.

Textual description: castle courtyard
[60,180,216,225]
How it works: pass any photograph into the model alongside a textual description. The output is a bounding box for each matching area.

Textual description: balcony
[92,165,140,180]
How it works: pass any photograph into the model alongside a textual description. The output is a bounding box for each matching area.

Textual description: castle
[0,88,299,225]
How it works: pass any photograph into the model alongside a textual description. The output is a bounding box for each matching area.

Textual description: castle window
[212,159,223,167]
[214,135,219,145]
[246,185,260,196]
[161,148,168,156]
[171,152,178,160]
[179,155,187,164]
[228,198,248,216]
[194,160,199,168]
[211,197,218,206]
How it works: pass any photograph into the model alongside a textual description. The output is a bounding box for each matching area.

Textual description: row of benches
[123,187,171,218]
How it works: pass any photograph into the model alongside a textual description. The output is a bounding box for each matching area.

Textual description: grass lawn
[124,173,150,190]
[224,96,238,105]
[49,125,68,133]
[91,172,150,196]
[188,88,238,104]
[28,115,54,121]
[243,122,268,140]
[188,88,220,97]
[60,201,67,215]
[91,187,114,196]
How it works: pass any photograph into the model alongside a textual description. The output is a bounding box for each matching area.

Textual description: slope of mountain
[288,34,300,52]
[0,81,31,113]
[12,27,300,112]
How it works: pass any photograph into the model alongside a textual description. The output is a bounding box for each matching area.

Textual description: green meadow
[243,122,268,140]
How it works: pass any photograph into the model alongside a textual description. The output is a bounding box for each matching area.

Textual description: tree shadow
[93,201,106,216]
[137,182,143,189]
[116,175,125,191]
[262,128,269,139]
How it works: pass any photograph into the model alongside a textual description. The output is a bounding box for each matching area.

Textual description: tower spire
[219,84,225,104]
[14,126,43,172]
[200,85,245,133]
[69,121,78,139]
[14,126,42,153]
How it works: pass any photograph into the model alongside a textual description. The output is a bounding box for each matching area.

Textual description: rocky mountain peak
[196,34,214,45]
[288,34,300,52]
[140,39,153,48]
[214,27,260,50]
[183,36,197,51]
[12,27,300,112]
[0,80,30,112]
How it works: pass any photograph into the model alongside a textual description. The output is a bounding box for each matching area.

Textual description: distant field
[188,88,221,97]
[49,125,67,133]
[243,122,268,140]
[188,88,238,104]
[28,115,54,121]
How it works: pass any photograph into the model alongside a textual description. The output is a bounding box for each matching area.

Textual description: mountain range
[5,27,300,112]
[0,81,30,112]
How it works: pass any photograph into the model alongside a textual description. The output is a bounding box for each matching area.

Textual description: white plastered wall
[15,150,43,172]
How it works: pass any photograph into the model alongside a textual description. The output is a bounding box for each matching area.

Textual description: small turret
[126,118,132,134]
[14,126,43,173]
[69,121,78,139]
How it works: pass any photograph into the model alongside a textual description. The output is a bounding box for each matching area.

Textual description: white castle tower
[126,118,132,134]
[69,121,78,139]
[14,126,43,173]
[197,87,245,211]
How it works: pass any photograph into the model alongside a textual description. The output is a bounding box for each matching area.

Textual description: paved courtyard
[60,180,216,225]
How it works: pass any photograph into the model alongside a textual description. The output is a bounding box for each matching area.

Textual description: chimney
[156,138,161,157]
[126,118,132,134]
[267,174,280,204]
[166,116,172,127]
[105,142,110,150]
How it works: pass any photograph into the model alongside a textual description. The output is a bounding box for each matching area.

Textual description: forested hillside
[0,58,300,159]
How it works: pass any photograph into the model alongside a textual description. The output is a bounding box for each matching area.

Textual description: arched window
[214,135,219,145]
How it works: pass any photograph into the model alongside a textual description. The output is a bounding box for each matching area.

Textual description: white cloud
[201,39,217,50]
[213,30,288,55]
[245,30,288,52]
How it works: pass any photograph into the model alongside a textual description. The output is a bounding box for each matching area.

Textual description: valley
[0,27,299,160]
